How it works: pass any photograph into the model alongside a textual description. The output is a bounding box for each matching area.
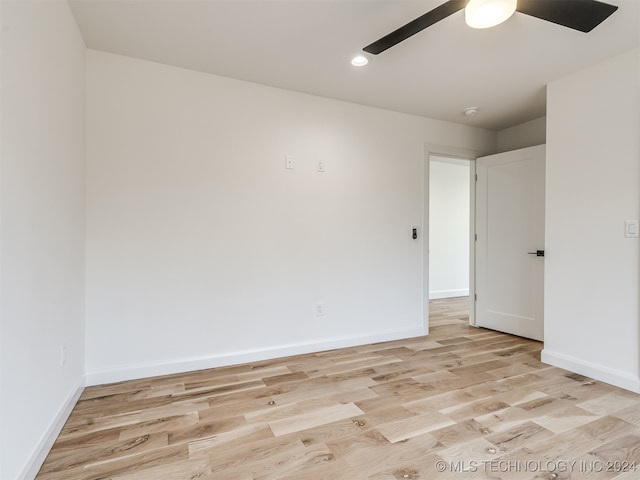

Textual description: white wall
[497,116,546,153]
[85,50,496,384]
[428,157,470,299]
[0,1,86,479]
[543,48,640,393]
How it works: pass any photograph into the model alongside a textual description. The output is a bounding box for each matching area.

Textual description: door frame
[423,144,487,332]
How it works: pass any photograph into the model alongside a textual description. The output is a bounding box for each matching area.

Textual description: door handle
[527,250,545,257]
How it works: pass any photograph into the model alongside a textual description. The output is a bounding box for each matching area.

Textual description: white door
[475,144,545,341]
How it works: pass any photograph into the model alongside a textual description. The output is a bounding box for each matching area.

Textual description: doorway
[427,155,474,329]
[428,156,471,299]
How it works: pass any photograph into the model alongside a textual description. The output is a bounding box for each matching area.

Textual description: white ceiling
[68,0,640,131]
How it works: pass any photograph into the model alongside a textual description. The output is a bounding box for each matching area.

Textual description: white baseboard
[429,289,469,300]
[541,349,640,394]
[20,374,85,480]
[86,326,427,386]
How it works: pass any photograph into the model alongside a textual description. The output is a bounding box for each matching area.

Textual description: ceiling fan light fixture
[465,0,517,29]
[351,55,369,67]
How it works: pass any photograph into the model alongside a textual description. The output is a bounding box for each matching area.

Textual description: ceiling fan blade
[363,0,466,55]
[516,0,618,33]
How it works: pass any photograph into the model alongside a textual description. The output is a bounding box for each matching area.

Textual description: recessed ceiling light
[351,55,369,67]
[464,107,479,116]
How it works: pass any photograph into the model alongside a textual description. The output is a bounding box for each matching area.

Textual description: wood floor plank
[613,404,640,427]
[35,297,640,480]
[118,412,199,440]
[187,423,273,457]
[110,458,211,480]
[268,402,364,437]
[439,396,511,422]
[531,405,601,434]
[578,392,640,416]
[80,444,189,480]
[40,432,169,474]
[376,410,456,443]
[485,420,554,453]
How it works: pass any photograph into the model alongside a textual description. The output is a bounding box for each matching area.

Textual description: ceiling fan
[363,0,619,55]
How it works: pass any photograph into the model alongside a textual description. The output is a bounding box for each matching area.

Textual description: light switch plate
[625,220,639,238]
[285,154,294,170]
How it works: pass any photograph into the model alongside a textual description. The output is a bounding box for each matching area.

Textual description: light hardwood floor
[37,297,640,479]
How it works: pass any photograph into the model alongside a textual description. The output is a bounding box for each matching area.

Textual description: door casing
[423,144,484,333]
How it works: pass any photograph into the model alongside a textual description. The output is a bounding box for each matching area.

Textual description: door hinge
[474,294,477,301]
[475,174,478,182]
[475,234,477,241]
